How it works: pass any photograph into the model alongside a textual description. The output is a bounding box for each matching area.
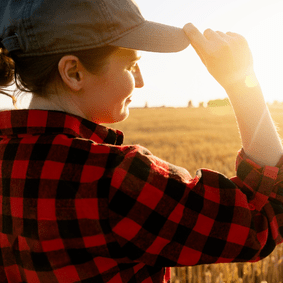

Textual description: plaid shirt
[0,109,283,283]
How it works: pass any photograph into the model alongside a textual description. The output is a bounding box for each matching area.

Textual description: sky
[1,0,283,109]
[131,0,283,107]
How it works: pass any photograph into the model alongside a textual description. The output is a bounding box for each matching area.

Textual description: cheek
[110,72,135,98]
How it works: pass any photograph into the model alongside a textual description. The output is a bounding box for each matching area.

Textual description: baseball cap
[0,0,190,57]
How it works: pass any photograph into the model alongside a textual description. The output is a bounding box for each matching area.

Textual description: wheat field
[105,105,283,283]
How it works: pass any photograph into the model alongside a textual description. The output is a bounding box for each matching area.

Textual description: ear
[58,55,84,92]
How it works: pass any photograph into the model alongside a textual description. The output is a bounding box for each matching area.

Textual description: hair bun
[0,48,15,87]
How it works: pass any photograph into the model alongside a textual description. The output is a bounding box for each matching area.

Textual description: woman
[0,0,283,282]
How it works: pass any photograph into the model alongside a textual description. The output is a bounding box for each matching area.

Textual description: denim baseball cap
[0,0,190,57]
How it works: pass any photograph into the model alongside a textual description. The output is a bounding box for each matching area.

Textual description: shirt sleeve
[108,145,283,267]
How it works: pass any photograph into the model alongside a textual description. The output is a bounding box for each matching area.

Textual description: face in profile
[82,48,144,124]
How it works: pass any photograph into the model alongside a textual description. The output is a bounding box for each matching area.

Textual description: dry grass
[105,106,283,283]
[108,106,242,177]
[109,106,283,177]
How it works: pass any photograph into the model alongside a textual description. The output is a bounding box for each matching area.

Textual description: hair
[0,46,119,106]
[0,48,16,104]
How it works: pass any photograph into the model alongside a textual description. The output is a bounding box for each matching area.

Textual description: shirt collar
[0,109,124,145]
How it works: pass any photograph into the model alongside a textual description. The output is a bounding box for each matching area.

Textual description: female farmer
[0,0,283,282]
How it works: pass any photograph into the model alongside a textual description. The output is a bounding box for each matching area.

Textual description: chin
[114,112,130,123]
[96,112,129,124]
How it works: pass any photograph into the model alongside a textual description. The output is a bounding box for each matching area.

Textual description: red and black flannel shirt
[0,109,283,283]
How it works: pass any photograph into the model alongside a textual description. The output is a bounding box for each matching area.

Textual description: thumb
[183,23,208,66]
[183,23,208,50]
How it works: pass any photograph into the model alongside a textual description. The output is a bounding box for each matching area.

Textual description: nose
[134,65,144,88]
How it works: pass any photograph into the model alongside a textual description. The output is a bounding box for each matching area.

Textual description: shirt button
[248,203,256,210]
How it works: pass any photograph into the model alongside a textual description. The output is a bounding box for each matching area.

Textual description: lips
[126,96,132,103]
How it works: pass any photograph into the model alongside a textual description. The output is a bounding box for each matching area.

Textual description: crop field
[106,106,283,283]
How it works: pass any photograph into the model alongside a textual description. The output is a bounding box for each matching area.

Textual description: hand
[183,23,254,89]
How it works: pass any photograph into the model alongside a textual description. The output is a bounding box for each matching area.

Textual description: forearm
[110,147,283,266]
[183,24,283,166]
[225,74,283,166]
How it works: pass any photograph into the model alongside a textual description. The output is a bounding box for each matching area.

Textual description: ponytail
[0,45,16,106]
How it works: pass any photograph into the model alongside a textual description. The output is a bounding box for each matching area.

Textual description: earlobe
[58,55,83,92]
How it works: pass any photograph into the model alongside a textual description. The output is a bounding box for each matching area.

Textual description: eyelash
[128,63,138,72]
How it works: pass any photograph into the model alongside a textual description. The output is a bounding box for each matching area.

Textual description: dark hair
[0,48,16,104]
[0,46,119,105]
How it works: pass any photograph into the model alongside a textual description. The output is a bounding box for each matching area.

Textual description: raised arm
[183,23,283,166]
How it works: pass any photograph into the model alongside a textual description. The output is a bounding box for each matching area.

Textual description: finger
[216,31,227,38]
[226,31,240,37]
[226,32,249,46]
[183,23,208,50]
[203,28,222,40]
[226,32,246,41]
[193,48,207,67]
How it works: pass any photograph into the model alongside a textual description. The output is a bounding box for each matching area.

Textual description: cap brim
[109,21,190,53]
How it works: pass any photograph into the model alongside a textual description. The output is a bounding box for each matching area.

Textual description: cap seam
[100,0,118,38]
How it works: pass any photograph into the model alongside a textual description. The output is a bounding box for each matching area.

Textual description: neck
[28,93,87,120]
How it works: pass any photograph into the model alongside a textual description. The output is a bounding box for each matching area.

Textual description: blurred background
[132,0,283,108]
[1,0,283,109]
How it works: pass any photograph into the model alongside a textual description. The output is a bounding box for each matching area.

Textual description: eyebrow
[129,55,142,63]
